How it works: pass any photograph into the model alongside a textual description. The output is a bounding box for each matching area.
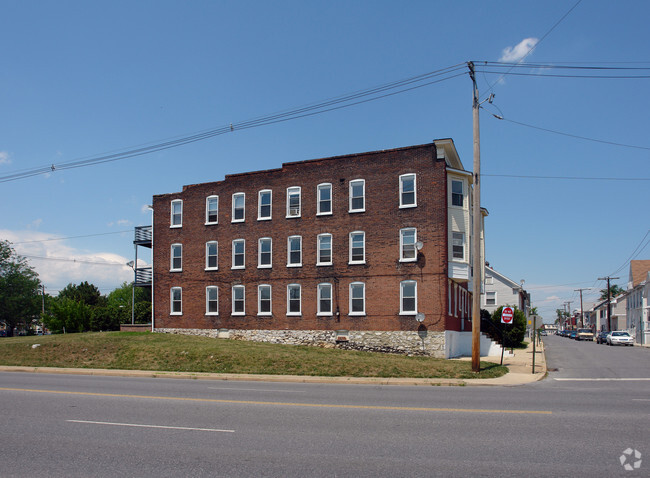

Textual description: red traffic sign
[501,306,514,324]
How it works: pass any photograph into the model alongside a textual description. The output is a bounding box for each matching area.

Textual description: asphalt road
[0,336,648,477]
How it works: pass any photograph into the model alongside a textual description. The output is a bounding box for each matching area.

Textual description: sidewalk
[0,341,546,387]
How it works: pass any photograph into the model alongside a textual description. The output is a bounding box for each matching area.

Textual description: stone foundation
[154,328,446,357]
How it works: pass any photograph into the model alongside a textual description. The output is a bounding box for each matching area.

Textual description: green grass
[0,332,507,379]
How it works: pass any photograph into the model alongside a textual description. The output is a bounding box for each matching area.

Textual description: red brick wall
[152,143,451,333]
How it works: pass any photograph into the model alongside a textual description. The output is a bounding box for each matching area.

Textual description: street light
[126,261,135,325]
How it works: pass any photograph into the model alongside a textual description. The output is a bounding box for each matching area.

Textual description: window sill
[317,312,333,317]
[204,222,218,226]
[231,266,245,270]
[205,312,219,316]
[316,262,333,267]
[316,212,333,217]
[287,264,302,268]
[399,312,417,316]
[286,313,302,317]
[399,258,417,263]
[170,225,182,229]
[348,261,366,265]
[231,219,245,224]
[399,204,417,209]
[231,312,245,317]
[205,267,218,271]
[285,215,301,219]
[257,313,272,317]
[257,216,272,221]
[348,313,366,317]
[257,265,272,269]
[170,312,182,316]
[170,269,182,273]
[348,209,365,214]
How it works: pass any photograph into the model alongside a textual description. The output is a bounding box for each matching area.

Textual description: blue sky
[1,0,648,321]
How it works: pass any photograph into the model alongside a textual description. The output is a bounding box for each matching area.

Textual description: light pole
[126,261,135,325]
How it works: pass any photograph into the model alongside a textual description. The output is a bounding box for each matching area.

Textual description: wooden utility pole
[574,288,590,328]
[468,61,481,373]
[598,276,619,331]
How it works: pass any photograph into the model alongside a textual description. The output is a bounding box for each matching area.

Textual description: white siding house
[482,266,529,315]
[626,260,650,345]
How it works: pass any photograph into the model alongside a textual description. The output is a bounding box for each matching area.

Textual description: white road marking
[67,420,235,433]
[554,378,650,381]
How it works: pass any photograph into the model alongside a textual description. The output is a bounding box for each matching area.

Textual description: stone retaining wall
[155,328,446,357]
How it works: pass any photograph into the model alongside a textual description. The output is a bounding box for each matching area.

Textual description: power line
[0,64,466,184]
[609,229,650,276]
[482,173,650,181]
[10,230,133,245]
[490,115,650,151]
[21,254,128,267]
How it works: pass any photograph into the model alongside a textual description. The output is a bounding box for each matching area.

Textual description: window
[258,238,272,268]
[206,196,218,224]
[286,186,301,218]
[486,291,496,306]
[452,180,464,207]
[452,232,465,260]
[400,281,417,315]
[349,231,365,264]
[399,174,416,208]
[400,228,417,262]
[170,244,182,271]
[205,241,218,270]
[317,233,332,266]
[232,285,245,315]
[349,179,365,213]
[287,236,302,267]
[171,199,182,227]
[318,283,333,316]
[317,183,332,215]
[349,282,365,315]
[258,284,272,316]
[485,274,494,285]
[232,192,245,222]
[287,284,301,315]
[258,190,272,220]
[170,287,182,315]
[232,239,245,269]
[206,286,218,315]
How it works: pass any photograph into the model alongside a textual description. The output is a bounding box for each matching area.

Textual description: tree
[106,282,151,324]
[0,240,41,336]
[599,285,624,300]
[58,281,105,307]
[492,306,527,346]
[42,297,92,333]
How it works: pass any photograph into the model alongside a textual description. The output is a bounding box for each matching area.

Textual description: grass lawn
[0,332,507,379]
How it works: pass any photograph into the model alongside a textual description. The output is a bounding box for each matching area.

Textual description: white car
[606,331,634,346]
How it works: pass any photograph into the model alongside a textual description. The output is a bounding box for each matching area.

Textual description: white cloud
[0,151,11,165]
[499,37,538,63]
[0,229,141,295]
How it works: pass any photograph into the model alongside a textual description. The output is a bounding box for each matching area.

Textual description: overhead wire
[0,64,466,183]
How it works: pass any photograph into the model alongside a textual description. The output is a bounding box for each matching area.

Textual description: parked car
[576,328,594,341]
[569,331,577,339]
[595,331,609,344]
[607,331,634,346]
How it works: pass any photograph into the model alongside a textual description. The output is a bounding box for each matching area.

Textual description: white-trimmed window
[452,232,465,260]
[170,287,182,315]
[232,239,245,269]
[205,196,218,224]
[400,228,417,262]
[400,280,417,315]
[486,291,496,306]
[451,180,464,207]
[232,285,245,315]
[171,199,182,228]
[349,231,365,264]
[485,274,494,285]
[258,190,272,220]
[286,186,301,218]
[205,241,218,270]
[258,237,272,268]
[349,282,365,316]
[287,235,302,267]
[399,174,416,208]
[170,244,182,271]
[287,284,301,315]
[258,284,272,316]
[317,233,332,266]
[317,283,333,316]
[349,179,365,213]
[206,286,219,315]
[232,192,245,222]
[317,183,332,215]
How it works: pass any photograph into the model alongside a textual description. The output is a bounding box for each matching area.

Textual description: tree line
[0,239,150,336]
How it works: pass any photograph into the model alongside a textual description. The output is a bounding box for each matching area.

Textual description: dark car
[595,331,609,344]
[569,331,577,339]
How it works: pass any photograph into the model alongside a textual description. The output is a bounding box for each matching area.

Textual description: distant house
[481,265,530,315]
[626,260,650,345]
[587,294,628,332]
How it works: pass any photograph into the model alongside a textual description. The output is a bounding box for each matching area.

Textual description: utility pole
[574,288,590,328]
[566,301,573,329]
[597,276,620,331]
[468,61,481,373]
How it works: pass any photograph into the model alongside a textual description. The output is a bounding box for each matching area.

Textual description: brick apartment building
[148,139,485,358]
